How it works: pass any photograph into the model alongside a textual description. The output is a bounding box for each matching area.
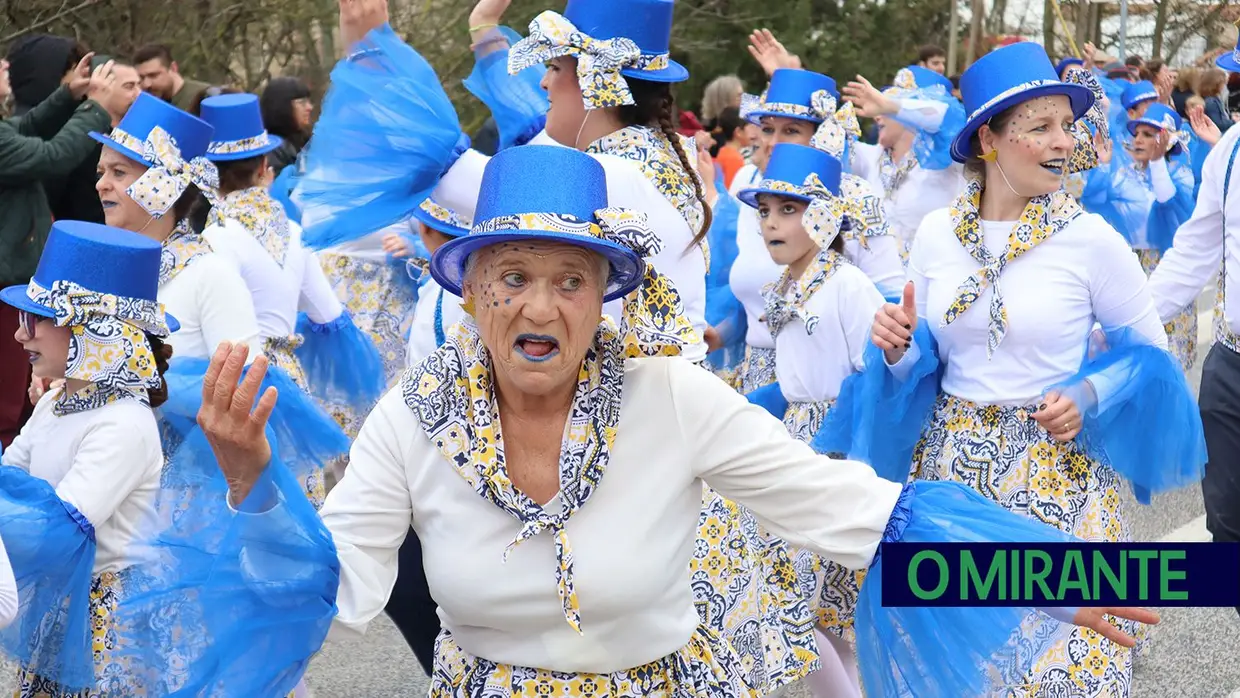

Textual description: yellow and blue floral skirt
[429,626,757,697]
[736,346,776,395]
[912,392,1137,698]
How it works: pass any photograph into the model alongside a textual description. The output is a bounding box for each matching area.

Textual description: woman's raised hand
[747,29,800,77]
[198,342,278,506]
[339,0,389,48]
[872,281,917,363]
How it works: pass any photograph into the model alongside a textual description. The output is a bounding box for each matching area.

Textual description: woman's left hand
[842,75,899,119]
[1071,607,1161,647]
[1033,390,1083,442]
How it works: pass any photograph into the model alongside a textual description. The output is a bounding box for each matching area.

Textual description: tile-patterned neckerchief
[878,147,919,201]
[206,186,292,267]
[54,383,145,416]
[940,175,1082,357]
[403,319,627,634]
[839,174,891,251]
[160,219,211,286]
[763,248,848,337]
[586,126,710,267]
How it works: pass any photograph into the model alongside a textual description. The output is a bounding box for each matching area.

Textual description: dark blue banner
[880,543,1240,607]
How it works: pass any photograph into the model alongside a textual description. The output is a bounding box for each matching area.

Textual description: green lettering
[1024,550,1055,601]
[1058,550,1091,601]
[963,550,1004,600]
[1129,550,1158,600]
[909,551,949,600]
[1159,550,1188,601]
[1093,550,1126,600]
[1009,545,1019,600]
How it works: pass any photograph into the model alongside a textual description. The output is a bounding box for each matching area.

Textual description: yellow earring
[460,297,476,317]
[979,149,998,163]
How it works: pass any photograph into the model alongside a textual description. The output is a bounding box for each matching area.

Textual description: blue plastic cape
[746,381,788,420]
[161,357,350,487]
[463,28,549,151]
[1187,132,1210,198]
[814,323,942,483]
[1053,327,1207,504]
[0,467,97,692]
[891,86,966,171]
[704,192,747,373]
[112,446,339,696]
[297,23,463,250]
[294,311,387,413]
[859,480,1078,698]
[1145,162,1196,252]
[1078,159,1135,235]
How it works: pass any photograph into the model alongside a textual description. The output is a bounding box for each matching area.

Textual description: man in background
[917,44,947,75]
[133,43,209,112]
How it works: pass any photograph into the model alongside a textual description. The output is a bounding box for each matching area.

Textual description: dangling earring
[460,296,476,317]
[979,149,998,163]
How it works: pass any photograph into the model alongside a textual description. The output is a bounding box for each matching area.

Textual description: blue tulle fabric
[294,311,387,412]
[0,467,97,692]
[859,480,1079,698]
[1145,169,1195,252]
[1079,159,1136,235]
[814,323,942,483]
[704,193,747,373]
[1187,132,1210,198]
[297,23,463,250]
[746,381,789,419]
[161,357,350,485]
[112,448,339,696]
[893,86,966,171]
[1081,145,1195,253]
[1053,327,1207,504]
[270,162,303,224]
[464,28,549,151]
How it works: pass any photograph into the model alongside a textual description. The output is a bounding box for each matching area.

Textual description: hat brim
[0,284,180,334]
[1218,53,1240,73]
[745,110,822,127]
[410,204,469,238]
[1127,119,1185,156]
[950,82,1095,163]
[621,59,688,84]
[736,187,812,209]
[206,134,285,162]
[430,231,645,303]
[90,132,156,168]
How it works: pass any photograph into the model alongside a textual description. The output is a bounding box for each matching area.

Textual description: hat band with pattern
[208,131,276,156]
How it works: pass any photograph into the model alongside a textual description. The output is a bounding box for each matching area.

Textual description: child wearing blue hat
[404,193,473,367]
[823,41,1203,698]
[0,220,176,696]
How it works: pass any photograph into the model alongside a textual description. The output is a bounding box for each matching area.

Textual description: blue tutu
[295,311,388,413]
[463,28,549,151]
[814,323,942,483]
[113,451,339,696]
[746,381,789,420]
[297,23,463,250]
[893,86,966,171]
[0,466,97,692]
[704,192,747,373]
[1054,327,1207,504]
[859,480,1078,698]
[161,356,350,489]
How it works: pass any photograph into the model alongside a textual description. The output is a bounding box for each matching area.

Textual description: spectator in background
[101,61,142,125]
[917,44,947,74]
[0,54,114,448]
[0,60,9,115]
[133,43,210,112]
[1198,67,1233,133]
[1140,58,1176,103]
[700,74,743,128]
[186,84,241,116]
[1126,54,1144,78]
[1172,67,1198,118]
[261,76,315,173]
[710,106,749,189]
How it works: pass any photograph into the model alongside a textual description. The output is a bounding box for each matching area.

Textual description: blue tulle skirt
[814,324,942,483]
[0,466,97,692]
[463,28,549,151]
[295,311,388,415]
[113,453,339,696]
[746,381,789,420]
[297,23,463,250]
[859,480,1078,698]
[704,193,747,374]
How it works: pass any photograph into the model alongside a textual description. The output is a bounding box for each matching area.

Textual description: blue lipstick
[514,333,560,362]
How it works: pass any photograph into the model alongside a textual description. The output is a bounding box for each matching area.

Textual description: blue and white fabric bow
[808,90,862,159]
[126,126,220,217]
[508,11,670,110]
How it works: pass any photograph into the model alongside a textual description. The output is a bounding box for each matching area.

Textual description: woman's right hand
[339,0,389,48]
[747,29,800,77]
[872,281,917,363]
[382,233,414,258]
[198,342,278,506]
[1188,104,1222,147]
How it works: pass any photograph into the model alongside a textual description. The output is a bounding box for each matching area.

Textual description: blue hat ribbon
[117,125,220,217]
[508,11,671,110]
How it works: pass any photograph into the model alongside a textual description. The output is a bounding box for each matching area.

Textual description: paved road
[2,300,1235,698]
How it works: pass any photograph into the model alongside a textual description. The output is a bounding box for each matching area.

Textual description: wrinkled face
[464,240,608,398]
[108,64,142,122]
[1130,123,1163,163]
[96,146,152,231]
[761,115,815,148]
[136,58,177,100]
[15,314,70,380]
[757,194,816,267]
[541,56,590,148]
[922,56,947,75]
[876,114,908,149]
[980,95,1075,198]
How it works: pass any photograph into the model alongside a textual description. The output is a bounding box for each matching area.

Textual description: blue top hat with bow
[1128,103,1187,156]
[737,143,842,208]
[0,221,179,333]
[1120,80,1159,111]
[1054,57,1085,79]
[412,193,472,238]
[885,65,955,96]
[747,69,840,125]
[90,92,213,167]
[431,146,647,302]
[951,42,1094,163]
[561,0,686,83]
[199,93,284,162]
